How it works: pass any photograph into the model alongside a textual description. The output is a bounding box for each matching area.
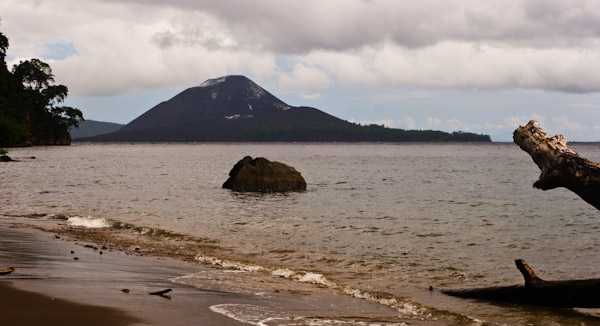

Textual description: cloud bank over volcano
[3,0,600,140]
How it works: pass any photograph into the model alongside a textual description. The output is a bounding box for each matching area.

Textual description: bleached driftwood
[444,123,600,307]
[513,120,600,210]
[442,260,600,308]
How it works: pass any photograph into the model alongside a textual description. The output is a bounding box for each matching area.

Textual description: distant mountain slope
[78,75,490,142]
[69,120,124,139]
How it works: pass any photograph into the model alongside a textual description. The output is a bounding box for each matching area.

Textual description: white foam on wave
[210,303,410,326]
[209,304,279,326]
[195,255,265,273]
[271,268,296,278]
[340,287,425,317]
[195,254,428,319]
[66,216,112,228]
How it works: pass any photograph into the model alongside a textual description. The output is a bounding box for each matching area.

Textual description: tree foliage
[0,29,83,146]
[0,32,8,63]
[241,108,491,142]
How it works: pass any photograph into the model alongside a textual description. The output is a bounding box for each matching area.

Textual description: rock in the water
[223,156,307,192]
[0,155,12,162]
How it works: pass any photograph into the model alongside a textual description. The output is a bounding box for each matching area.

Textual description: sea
[2,142,600,325]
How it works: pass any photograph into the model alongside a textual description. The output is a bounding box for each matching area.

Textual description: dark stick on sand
[0,267,15,275]
[149,289,172,297]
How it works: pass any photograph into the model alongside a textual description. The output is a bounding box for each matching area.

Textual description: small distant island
[0,30,83,147]
[78,76,490,143]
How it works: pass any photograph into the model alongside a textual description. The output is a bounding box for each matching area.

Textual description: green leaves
[0,32,7,62]
[51,106,84,128]
[12,59,55,90]
[0,29,84,146]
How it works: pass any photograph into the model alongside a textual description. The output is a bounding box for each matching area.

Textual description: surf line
[194,254,428,319]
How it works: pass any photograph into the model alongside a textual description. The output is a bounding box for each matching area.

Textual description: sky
[2,0,600,141]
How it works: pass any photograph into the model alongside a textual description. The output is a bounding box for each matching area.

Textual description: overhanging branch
[513,120,600,210]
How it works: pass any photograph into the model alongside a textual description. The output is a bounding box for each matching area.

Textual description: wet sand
[0,225,252,325]
[0,282,139,326]
[0,221,424,326]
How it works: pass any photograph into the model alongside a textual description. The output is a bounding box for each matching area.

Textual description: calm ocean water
[2,143,600,325]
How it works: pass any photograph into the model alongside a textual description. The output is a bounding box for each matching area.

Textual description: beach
[0,216,435,326]
[0,281,139,326]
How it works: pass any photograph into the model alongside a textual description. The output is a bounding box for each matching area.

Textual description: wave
[34,213,485,324]
[195,254,429,319]
[45,213,432,320]
[66,215,112,228]
[209,303,410,326]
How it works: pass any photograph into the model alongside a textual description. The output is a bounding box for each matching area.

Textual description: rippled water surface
[2,143,600,325]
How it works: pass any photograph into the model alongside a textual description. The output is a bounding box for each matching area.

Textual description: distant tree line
[0,28,83,146]
[242,107,491,142]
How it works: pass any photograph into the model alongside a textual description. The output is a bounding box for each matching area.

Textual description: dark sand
[0,222,424,326]
[0,282,139,326]
[0,226,251,325]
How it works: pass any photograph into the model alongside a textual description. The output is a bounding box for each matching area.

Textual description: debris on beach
[149,289,172,297]
[0,267,15,275]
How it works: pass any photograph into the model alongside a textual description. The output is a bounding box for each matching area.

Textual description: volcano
[79,75,490,142]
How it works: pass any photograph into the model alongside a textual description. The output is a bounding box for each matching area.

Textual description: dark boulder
[223,156,306,192]
[0,155,12,162]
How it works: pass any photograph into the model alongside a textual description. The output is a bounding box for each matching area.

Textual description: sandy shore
[0,225,256,325]
[0,220,426,326]
[0,282,139,326]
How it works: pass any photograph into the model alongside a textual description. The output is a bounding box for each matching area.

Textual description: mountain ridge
[77,75,491,142]
[69,120,125,139]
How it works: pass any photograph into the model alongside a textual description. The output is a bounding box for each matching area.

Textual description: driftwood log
[513,120,600,209]
[442,260,600,308]
[445,122,600,307]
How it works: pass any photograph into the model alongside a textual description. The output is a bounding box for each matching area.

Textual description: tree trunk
[513,120,600,210]
[442,260,600,308]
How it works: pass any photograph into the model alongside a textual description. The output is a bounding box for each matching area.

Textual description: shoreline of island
[0,217,437,326]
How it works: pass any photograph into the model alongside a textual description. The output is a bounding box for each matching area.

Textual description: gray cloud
[5,0,600,140]
[101,0,600,52]
[5,0,600,95]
